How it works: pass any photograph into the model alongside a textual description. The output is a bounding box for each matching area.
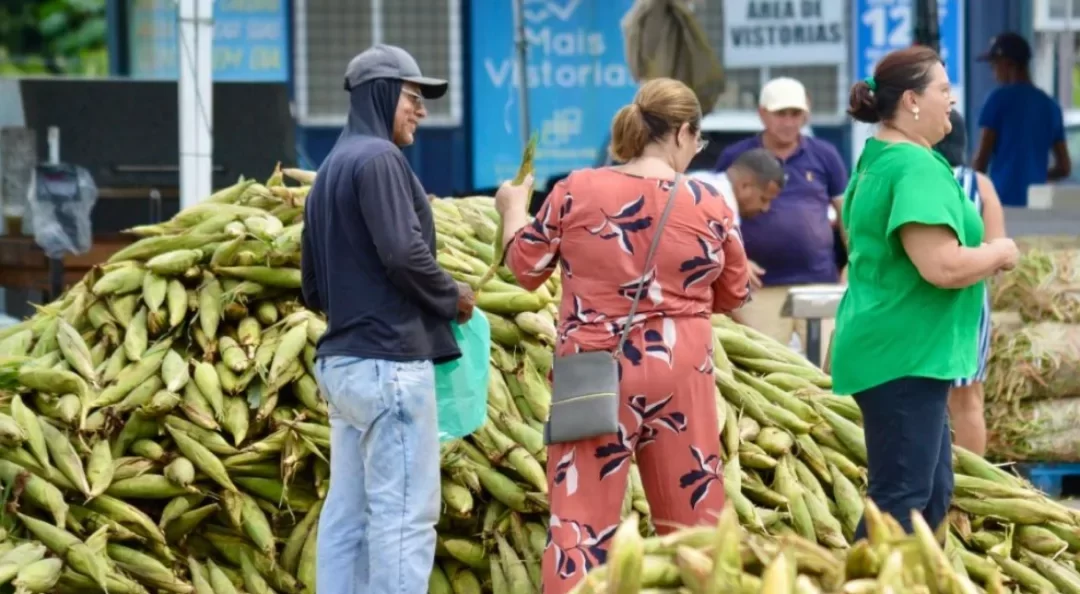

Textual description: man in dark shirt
[972,32,1071,206]
[713,77,848,354]
[300,44,474,594]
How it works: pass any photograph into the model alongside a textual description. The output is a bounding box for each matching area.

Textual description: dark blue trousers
[852,376,953,540]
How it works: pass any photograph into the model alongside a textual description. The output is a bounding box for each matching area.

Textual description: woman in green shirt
[834,45,1019,539]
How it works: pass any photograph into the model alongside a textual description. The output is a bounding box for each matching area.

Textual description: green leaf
[0,0,108,75]
[65,0,105,14]
[52,15,105,54]
[37,11,68,36]
[37,0,67,20]
[73,46,108,75]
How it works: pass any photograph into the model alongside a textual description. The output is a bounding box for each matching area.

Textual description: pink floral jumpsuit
[505,168,751,594]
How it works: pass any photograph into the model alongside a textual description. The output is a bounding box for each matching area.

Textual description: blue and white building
[102,0,1080,195]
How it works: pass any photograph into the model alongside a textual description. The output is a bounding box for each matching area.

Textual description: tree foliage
[0,0,108,76]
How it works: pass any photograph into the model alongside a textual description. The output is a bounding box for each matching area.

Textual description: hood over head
[339,78,402,144]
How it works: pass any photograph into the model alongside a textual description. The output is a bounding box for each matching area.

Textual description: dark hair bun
[849,46,941,124]
[847,80,880,124]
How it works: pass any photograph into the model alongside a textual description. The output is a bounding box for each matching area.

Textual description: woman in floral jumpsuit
[495,78,752,594]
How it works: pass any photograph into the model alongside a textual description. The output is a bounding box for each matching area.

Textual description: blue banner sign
[127,0,289,82]
[469,0,638,188]
[853,0,963,85]
[850,0,964,167]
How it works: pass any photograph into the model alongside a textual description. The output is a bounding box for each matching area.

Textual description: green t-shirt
[831,138,986,396]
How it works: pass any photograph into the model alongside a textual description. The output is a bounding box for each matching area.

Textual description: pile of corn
[985,248,1080,460]
[0,167,1075,594]
[992,235,1080,321]
[568,500,1054,594]
[991,248,1080,324]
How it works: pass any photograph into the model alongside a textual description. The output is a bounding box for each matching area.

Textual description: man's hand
[456,281,476,324]
[748,261,766,290]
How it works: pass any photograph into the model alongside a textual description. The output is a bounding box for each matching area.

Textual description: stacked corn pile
[666,322,1080,594]
[985,247,1080,461]
[0,167,1076,594]
[992,235,1080,319]
[570,496,1080,593]
[0,165,574,594]
[991,247,1080,323]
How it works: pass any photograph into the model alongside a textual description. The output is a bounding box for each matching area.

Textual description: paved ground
[1005,206,1080,236]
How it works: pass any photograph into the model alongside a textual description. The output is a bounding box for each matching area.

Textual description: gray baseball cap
[344,44,448,99]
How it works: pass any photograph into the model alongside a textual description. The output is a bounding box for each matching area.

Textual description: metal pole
[46,128,62,301]
[179,0,214,209]
[179,0,196,209]
[511,0,530,151]
[195,0,213,202]
[913,0,941,52]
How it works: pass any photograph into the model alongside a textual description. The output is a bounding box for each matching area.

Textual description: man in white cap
[713,77,848,354]
[301,44,474,593]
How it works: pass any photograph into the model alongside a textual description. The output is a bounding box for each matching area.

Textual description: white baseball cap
[759,77,809,112]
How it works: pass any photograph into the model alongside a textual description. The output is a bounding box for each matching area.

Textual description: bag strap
[613,173,683,358]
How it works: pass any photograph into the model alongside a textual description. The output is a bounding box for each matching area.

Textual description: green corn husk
[475,132,537,297]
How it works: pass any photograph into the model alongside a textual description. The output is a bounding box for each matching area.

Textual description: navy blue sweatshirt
[301,79,461,364]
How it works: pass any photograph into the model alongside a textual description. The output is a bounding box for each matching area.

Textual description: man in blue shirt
[972,32,1071,206]
[714,77,848,354]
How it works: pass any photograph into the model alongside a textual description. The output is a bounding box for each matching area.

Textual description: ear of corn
[268,322,307,385]
[197,274,223,343]
[166,425,237,493]
[215,266,302,288]
[86,439,114,498]
[18,366,88,399]
[12,556,63,592]
[192,361,225,421]
[38,422,90,498]
[92,266,147,297]
[11,394,50,471]
[476,132,539,300]
[147,249,204,277]
[297,523,318,590]
[56,318,98,386]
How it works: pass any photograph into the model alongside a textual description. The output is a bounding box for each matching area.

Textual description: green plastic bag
[435,314,491,442]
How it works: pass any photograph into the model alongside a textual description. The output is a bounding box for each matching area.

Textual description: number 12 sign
[849,0,964,168]
[853,0,963,87]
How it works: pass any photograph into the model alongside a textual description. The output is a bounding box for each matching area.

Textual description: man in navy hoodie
[300,44,474,594]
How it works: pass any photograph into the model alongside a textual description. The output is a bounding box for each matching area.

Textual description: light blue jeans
[313,356,441,594]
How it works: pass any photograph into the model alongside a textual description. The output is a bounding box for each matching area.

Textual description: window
[294,0,462,126]
[1035,0,1080,31]
[1051,0,1069,19]
[695,1,850,120]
